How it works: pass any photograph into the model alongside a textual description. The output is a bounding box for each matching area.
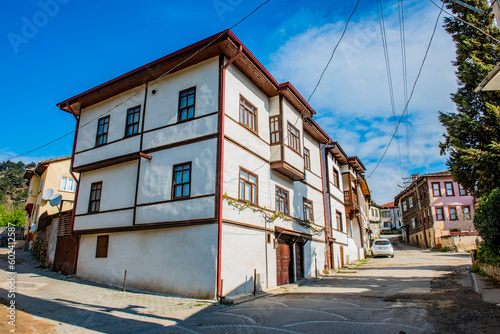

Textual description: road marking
[284,320,424,331]
[261,300,289,307]
[225,307,348,320]
[172,325,201,333]
[200,325,302,333]
[320,307,387,311]
[214,311,257,323]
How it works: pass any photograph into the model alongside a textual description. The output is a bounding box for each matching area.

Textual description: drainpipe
[319,141,331,269]
[67,103,80,274]
[217,45,242,299]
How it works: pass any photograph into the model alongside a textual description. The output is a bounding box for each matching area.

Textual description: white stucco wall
[75,85,146,153]
[221,224,267,297]
[76,161,138,215]
[77,225,218,299]
[144,58,219,132]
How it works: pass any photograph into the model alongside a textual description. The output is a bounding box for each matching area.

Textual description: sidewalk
[471,271,500,306]
[0,248,218,333]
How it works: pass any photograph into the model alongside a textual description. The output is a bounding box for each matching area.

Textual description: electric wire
[376,0,404,179]
[398,0,410,177]
[429,0,500,43]
[3,0,272,162]
[368,0,445,179]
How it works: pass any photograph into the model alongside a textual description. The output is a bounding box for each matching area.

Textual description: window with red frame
[436,207,444,221]
[445,182,454,196]
[432,182,441,197]
[449,206,458,220]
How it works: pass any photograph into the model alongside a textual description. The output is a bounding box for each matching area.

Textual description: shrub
[474,188,500,257]
[476,243,500,266]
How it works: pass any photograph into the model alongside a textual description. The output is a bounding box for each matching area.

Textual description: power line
[398,0,410,177]
[376,0,404,179]
[3,0,272,163]
[367,0,445,179]
[234,0,361,180]
[307,0,361,102]
[429,0,500,43]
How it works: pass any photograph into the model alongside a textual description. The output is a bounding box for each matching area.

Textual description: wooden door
[340,246,344,268]
[276,239,294,285]
[53,236,78,275]
[295,242,304,280]
[330,243,335,269]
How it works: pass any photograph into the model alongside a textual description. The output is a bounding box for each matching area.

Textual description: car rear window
[374,240,391,245]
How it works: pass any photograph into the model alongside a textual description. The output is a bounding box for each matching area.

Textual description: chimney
[412,173,420,182]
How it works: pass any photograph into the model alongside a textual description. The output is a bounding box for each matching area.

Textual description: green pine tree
[439,0,500,198]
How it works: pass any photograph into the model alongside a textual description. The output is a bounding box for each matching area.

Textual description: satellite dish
[49,194,62,207]
[42,188,54,200]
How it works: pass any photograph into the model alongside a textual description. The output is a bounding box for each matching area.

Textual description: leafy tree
[474,188,500,256]
[0,206,26,227]
[439,0,500,198]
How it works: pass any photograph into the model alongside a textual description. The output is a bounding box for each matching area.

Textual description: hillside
[0,160,34,212]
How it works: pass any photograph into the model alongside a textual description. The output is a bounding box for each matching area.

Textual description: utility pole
[415,181,428,248]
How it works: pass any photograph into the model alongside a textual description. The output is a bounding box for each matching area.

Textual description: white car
[372,239,394,258]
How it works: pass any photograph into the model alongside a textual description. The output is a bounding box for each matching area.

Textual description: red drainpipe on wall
[67,103,80,274]
[217,45,242,299]
[319,141,331,269]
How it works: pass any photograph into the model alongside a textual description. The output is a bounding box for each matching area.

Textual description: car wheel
[390,254,394,258]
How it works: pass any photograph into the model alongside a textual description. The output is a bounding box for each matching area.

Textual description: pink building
[395,171,477,250]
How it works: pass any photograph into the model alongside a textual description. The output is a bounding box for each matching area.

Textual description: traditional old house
[394,171,477,250]
[23,157,78,273]
[380,202,401,233]
[56,30,370,298]
[321,142,370,270]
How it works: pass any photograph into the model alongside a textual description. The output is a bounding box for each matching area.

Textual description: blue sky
[0,0,458,204]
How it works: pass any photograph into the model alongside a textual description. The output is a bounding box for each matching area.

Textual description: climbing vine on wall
[223,193,325,236]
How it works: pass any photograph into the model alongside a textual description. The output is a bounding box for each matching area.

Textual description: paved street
[2,236,499,333]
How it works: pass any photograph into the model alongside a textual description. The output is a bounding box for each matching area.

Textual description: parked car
[372,239,394,258]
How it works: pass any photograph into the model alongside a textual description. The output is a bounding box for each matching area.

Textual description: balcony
[344,189,359,220]
[270,145,305,181]
[344,190,358,205]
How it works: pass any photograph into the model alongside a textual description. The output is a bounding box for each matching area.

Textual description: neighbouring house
[23,157,79,273]
[368,204,381,240]
[56,30,371,299]
[322,142,370,270]
[394,171,477,251]
[380,201,401,233]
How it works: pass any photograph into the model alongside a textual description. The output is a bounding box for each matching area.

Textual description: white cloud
[266,1,457,204]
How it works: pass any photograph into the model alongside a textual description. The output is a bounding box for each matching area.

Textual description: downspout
[217,45,242,300]
[319,141,331,270]
[67,103,80,274]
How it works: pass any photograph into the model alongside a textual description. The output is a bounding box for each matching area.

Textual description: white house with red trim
[57,30,371,299]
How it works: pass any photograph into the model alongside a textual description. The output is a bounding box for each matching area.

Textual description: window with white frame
[60,177,77,192]
[409,197,413,208]
[403,201,407,211]
[410,217,415,228]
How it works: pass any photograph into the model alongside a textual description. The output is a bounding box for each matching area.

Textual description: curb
[470,272,479,294]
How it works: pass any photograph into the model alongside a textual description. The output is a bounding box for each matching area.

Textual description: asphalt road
[168,235,472,334]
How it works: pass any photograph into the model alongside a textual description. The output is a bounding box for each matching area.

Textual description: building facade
[380,202,401,233]
[395,171,476,249]
[23,157,78,272]
[57,30,370,299]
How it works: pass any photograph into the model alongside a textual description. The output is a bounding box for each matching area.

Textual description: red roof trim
[56,29,317,118]
[57,30,228,108]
